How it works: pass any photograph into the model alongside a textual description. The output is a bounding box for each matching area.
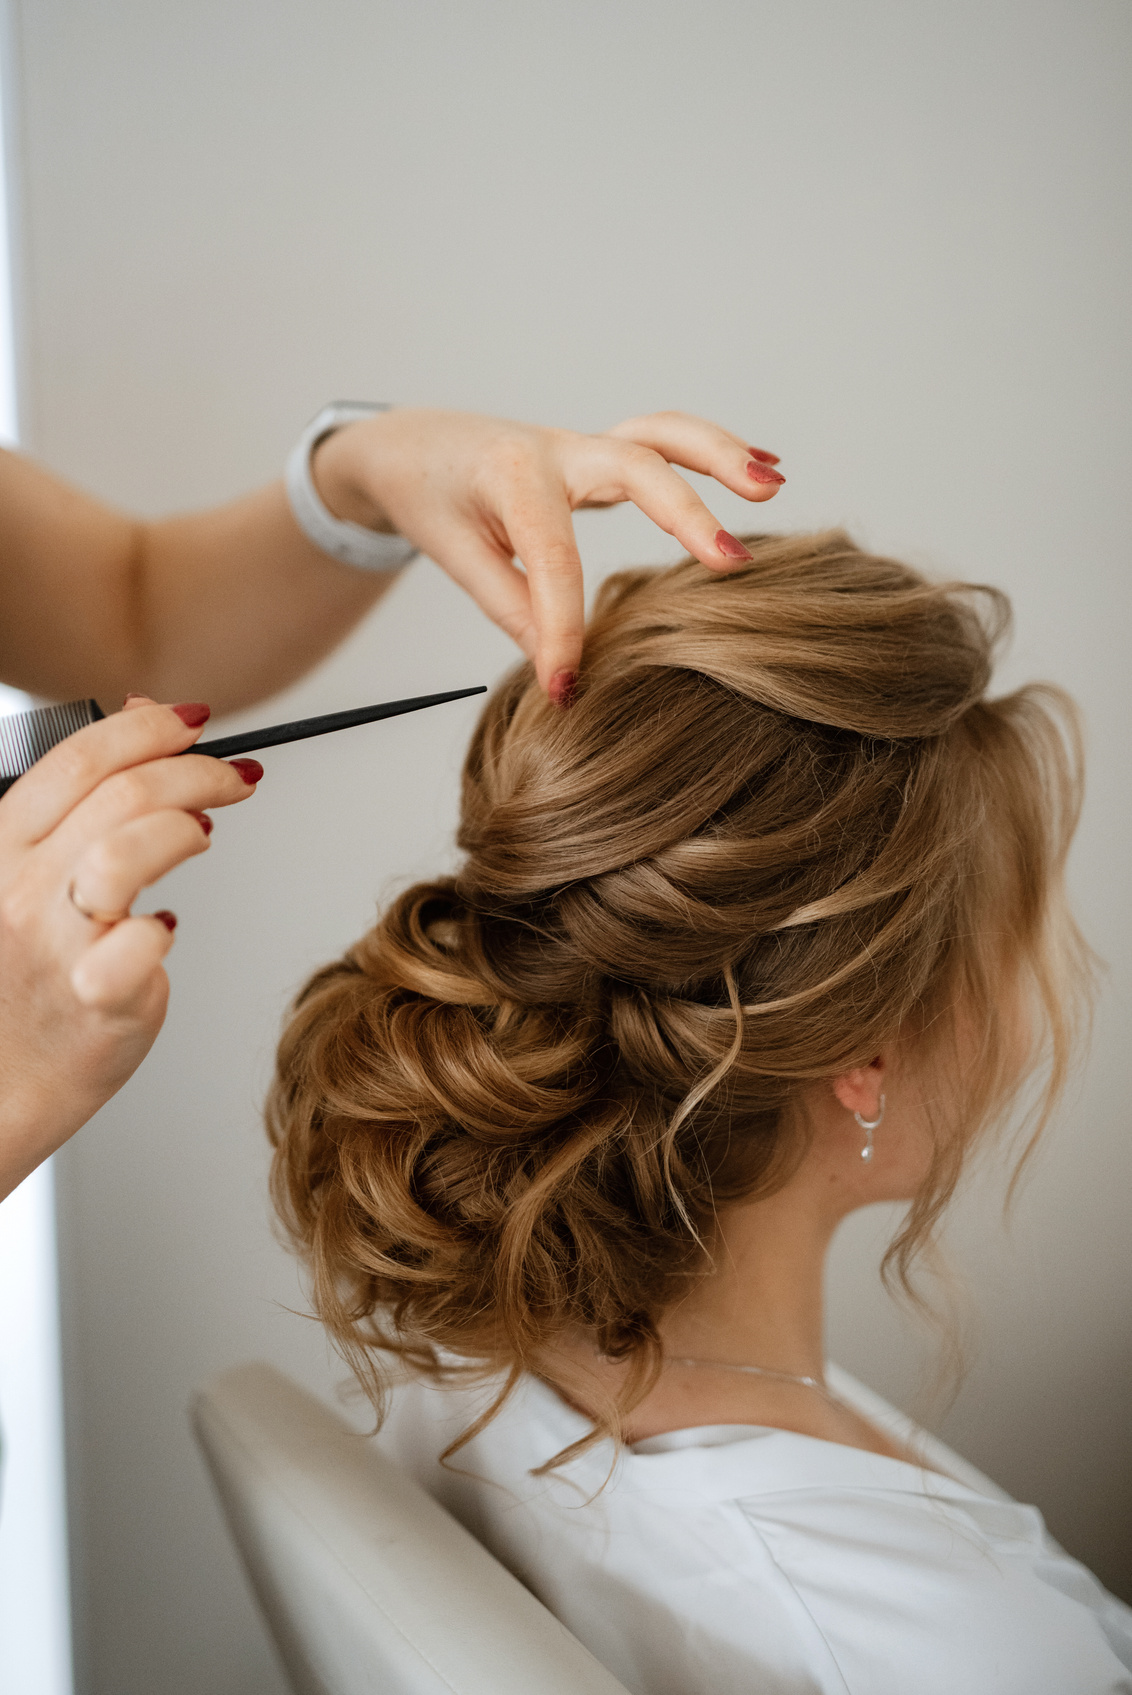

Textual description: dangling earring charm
[854,1093,886,1163]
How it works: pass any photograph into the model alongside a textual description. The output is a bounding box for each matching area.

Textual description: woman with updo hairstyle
[269,531,1132,1694]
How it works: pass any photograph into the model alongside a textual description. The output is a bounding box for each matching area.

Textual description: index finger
[499,479,586,700]
[0,701,212,845]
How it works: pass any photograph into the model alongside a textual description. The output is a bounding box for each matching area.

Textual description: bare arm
[0,449,386,713]
[0,409,785,715]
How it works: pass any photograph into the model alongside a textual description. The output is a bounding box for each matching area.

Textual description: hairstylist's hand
[312,409,785,703]
[0,696,261,1199]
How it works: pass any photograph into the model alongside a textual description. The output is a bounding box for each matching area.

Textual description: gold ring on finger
[67,880,131,926]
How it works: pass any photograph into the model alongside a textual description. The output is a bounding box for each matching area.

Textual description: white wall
[5,2,1130,1690]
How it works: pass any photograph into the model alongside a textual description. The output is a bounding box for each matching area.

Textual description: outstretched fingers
[576,435,763,577]
[418,410,787,703]
[605,410,785,508]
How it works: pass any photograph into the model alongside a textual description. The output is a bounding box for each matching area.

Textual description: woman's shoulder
[822,1363,1012,1495]
[378,1363,1023,1516]
[378,1367,1132,1695]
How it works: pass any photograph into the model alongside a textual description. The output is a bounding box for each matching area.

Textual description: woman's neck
[542,1145,920,1460]
[544,1167,844,1432]
[657,1180,836,1382]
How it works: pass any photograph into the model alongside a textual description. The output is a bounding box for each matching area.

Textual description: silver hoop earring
[853,1093,886,1164]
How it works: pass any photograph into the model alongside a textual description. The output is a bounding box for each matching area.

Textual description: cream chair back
[191,1363,632,1695]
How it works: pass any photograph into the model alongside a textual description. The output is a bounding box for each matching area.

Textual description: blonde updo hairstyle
[269,531,1090,1442]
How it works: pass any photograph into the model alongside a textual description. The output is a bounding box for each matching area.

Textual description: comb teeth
[0,699,101,780]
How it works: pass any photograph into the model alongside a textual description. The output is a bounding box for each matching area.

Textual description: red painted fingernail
[172,702,211,728]
[190,810,214,836]
[228,758,264,784]
[715,530,754,561]
[747,447,781,466]
[153,910,177,933]
[746,462,786,486]
[548,670,577,709]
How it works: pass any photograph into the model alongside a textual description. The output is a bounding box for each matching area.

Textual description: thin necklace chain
[667,1356,846,1413]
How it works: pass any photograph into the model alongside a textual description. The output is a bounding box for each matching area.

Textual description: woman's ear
[831,1056,885,1122]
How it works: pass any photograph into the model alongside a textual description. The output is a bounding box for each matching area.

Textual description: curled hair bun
[269,530,1085,1421]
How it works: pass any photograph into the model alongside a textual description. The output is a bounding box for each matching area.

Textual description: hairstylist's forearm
[0,449,392,714]
[119,482,391,712]
[0,408,786,712]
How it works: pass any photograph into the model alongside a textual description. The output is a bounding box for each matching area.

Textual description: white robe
[378,1364,1132,1695]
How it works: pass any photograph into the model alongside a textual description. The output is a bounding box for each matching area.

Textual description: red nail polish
[228,758,264,784]
[153,910,177,933]
[549,670,577,709]
[715,530,754,561]
[746,462,786,486]
[747,447,781,466]
[190,810,214,836]
[172,702,211,728]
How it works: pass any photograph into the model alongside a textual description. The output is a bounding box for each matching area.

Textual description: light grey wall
[5,1,1130,1689]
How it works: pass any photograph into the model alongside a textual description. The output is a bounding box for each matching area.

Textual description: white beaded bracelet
[284,401,419,573]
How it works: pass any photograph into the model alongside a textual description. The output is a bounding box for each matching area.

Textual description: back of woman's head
[268,530,1090,1427]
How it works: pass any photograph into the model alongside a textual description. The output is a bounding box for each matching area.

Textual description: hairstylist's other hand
[311,409,785,703]
[0,696,261,1199]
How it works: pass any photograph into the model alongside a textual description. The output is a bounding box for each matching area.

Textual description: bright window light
[0,1161,74,1695]
[0,42,75,1695]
